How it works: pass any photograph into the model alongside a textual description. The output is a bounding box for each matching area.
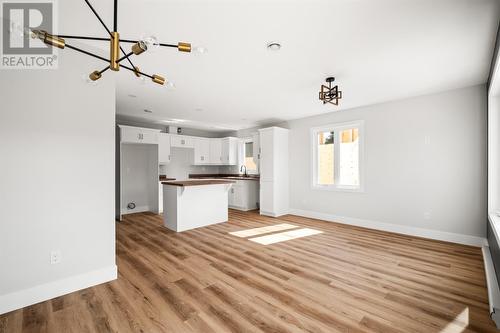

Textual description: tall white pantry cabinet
[259,127,289,217]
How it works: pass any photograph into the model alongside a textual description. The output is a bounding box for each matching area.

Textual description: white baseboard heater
[482,246,500,328]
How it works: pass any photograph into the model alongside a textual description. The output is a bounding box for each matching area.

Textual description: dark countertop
[162,179,236,187]
[159,175,176,181]
[189,174,260,181]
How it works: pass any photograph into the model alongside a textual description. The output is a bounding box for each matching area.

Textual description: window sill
[311,184,364,193]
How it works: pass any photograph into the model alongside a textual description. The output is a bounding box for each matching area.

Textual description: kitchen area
[116,125,288,231]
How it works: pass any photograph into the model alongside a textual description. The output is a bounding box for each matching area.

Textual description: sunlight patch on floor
[229,223,299,237]
[439,307,469,333]
[249,228,323,245]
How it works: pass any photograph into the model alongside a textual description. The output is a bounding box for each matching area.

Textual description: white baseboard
[288,208,487,247]
[0,265,117,315]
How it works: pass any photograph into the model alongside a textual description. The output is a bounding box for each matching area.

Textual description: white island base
[162,180,234,232]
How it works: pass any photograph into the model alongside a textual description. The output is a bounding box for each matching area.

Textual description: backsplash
[159,147,220,180]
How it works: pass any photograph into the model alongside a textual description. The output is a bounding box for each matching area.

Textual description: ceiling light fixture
[319,77,343,106]
[31,0,206,87]
[267,42,281,51]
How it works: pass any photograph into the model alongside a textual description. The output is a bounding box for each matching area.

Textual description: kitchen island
[162,179,235,232]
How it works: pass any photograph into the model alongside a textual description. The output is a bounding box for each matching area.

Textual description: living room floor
[0,210,496,333]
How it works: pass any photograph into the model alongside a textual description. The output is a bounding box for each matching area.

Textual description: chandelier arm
[99,66,111,75]
[159,43,178,49]
[65,43,109,63]
[117,51,134,64]
[83,0,112,36]
[121,64,153,79]
[119,46,136,68]
[58,35,110,42]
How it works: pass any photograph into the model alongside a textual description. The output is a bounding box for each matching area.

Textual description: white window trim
[242,137,259,175]
[310,120,365,192]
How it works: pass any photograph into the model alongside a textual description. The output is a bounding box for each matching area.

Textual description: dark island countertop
[189,174,260,181]
[159,175,176,181]
[162,179,236,187]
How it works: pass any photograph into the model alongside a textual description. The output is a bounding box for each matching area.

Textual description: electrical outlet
[424,135,431,145]
[50,250,62,265]
[423,212,431,220]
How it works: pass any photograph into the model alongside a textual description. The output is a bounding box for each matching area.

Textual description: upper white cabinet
[118,126,241,166]
[252,132,260,170]
[120,125,160,144]
[171,135,194,148]
[158,133,171,165]
[194,138,210,164]
[210,139,223,164]
[221,137,238,165]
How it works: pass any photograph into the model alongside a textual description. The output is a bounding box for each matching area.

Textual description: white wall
[0,50,116,314]
[287,85,487,242]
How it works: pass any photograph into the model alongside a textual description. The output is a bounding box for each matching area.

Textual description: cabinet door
[210,139,222,164]
[121,127,142,143]
[228,138,238,165]
[171,135,194,148]
[121,127,158,144]
[259,181,274,214]
[140,131,159,144]
[233,184,245,208]
[259,130,274,181]
[221,138,238,165]
[221,139,229,165]
[194,138,210,164]
[158,134,171,165]
[228,186,235,206]
[252,132,260,170]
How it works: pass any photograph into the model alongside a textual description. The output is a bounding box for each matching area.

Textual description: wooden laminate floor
[0,210,497,333]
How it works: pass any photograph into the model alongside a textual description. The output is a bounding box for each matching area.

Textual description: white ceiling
[59,0,500,132]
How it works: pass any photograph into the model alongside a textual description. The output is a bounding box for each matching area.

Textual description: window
[242,138,258,174]
[311,121,363,191]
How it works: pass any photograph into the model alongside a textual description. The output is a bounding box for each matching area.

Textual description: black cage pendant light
[319,77,343,106]
[32,0,197,85]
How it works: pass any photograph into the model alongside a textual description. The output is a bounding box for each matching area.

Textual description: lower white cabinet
[228,180,259,211]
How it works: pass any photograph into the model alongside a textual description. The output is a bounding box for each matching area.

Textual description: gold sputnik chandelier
[32,0,200,86]
[319,77,343,106]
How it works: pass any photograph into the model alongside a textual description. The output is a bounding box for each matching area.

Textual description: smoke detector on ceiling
[267,42,281,51]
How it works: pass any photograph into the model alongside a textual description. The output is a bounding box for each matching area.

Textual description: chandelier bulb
[166,81,175,89]
[143,36,160,51]
[193,45,208,54]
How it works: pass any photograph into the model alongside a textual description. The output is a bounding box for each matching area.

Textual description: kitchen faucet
[240,165,248,177]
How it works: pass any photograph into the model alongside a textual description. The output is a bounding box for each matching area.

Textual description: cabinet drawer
[171,135,194,148]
